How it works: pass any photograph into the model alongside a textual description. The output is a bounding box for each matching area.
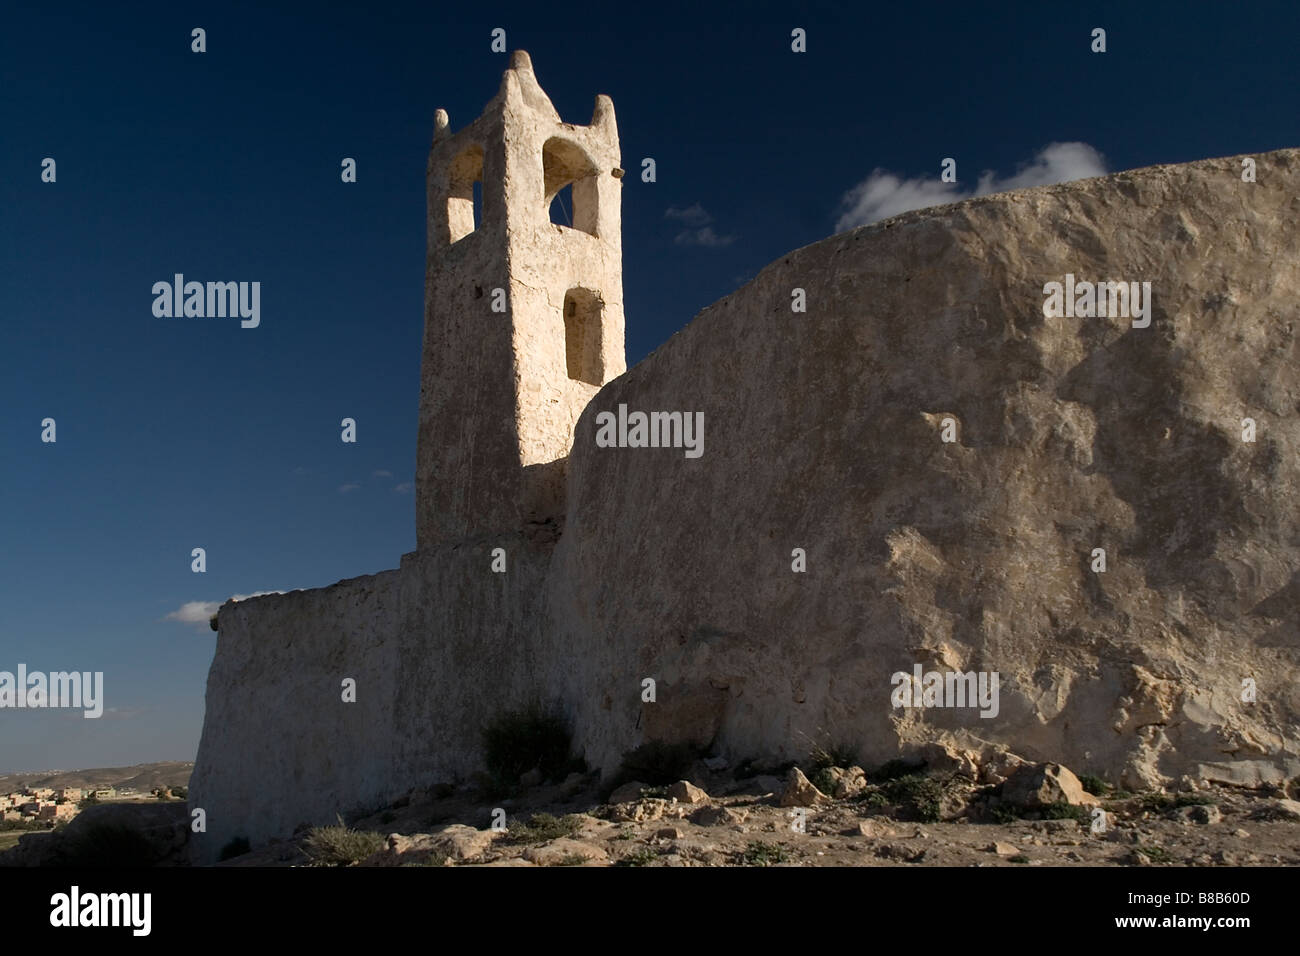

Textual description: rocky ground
[217,759,1300,868]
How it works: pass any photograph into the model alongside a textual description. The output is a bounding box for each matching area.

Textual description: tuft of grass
[218,836,251,861]
[503,812,583,845]
[302,821,385,866]
[617,847,660,867]
[482,704,580,792]
[1008,854,1030,864]
[742,841,789,866]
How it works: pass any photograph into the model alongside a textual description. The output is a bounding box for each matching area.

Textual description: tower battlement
[416,50,626,548]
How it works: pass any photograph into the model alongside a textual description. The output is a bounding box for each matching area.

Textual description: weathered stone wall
[192,147,1300,863]
[191,533,558,863]
[555,146,1300,793]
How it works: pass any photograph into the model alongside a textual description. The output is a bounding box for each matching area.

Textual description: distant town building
[38,803,77,823]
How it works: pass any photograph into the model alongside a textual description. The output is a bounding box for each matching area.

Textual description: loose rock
[667,780,710,804]
[780,767,830,808]
[1002,763,1100,809]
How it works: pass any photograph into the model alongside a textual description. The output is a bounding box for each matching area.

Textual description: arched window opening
[447,145,484,243]
[542,138,599,237]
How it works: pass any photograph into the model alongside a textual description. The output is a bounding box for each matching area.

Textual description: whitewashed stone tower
[417,50,626,548]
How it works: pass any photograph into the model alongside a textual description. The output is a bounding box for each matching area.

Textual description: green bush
[1078,774,1108,797]
[987,803,1018,824]
[1042,801,1092,823]
[1139,792,1215,812]
[809,767,838,797]
[883,774,944,822]
[617,847,660,867]
[503,812,582,845]
[742,841,788,866]
[855,788,890,809]
[989,800,1094,824]
[0,819,47,832]
[809,742,859,770]
[1135,844,1174,864]
[482,704,578,790]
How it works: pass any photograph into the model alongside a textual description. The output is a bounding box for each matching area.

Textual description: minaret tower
[416,51,626,548]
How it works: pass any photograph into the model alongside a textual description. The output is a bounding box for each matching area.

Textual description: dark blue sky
[2,0,1297,772]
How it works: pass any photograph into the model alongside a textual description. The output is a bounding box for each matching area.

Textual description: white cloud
[165,591,284,626]
[338,482,361,494]
[165,601,219,625]
[665,203,736,247]
[677,226,736,248]
[835,142,1107,232]
[394,482,413,494]
[371,469,393,479]
[665,203,711,226]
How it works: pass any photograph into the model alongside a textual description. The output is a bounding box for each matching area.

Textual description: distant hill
[0,761,193,793]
